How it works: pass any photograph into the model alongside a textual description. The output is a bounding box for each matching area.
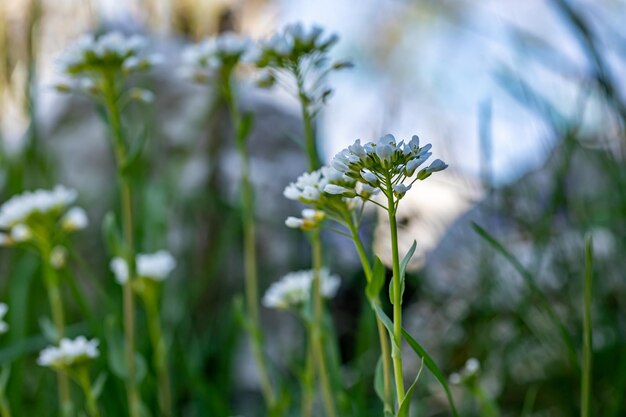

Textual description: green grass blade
[472,222,580,371]
[581,234,593,417]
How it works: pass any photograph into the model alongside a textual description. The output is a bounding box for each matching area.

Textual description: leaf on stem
[367,257,386,301]
[396,357,424,417]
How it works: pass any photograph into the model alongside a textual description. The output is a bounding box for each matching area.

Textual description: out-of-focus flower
[449,357,481,385]
[50,246,68,269]
[284,209,325,230]
[0,186,77,229]
[11,224,32,242]
[110,257,129,285]
[110,250,176,285]
[254,22,349,112]
[60,31,155,77]
[262,269,340,310]
[0,303,8,334]
[181,32,253,83]
[330,134,447,203]
[62,207,89,232]
[37,336,99,369]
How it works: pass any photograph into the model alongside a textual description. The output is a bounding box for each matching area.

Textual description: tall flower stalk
[55,31,162,417]
[0,186,89,416]
[181,33,277,412]
[256,23,351,416]
[38,336,101,417]
[329,134,447,410]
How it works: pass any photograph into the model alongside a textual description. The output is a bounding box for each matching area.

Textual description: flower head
[38,336,99,369]
[0,303,8,334]
[110,250,176,285]
[60,31,155,77]
[182,32,253,83]
[0,186,86,255]
[449,357,481,385]
[254,23,350,111]
[330,134,447,203]
[262,269,340,310]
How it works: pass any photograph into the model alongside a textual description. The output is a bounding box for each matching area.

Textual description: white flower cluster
[262,269,340,310]
[60,31,159,76]
[181,32,253,82]
[330,134,447,200]
[110,250,177,285]
[283,165,378,230]
[37,336,99,368]
[255,23,339,66]
[0,186,88,246]
[449,357,481,385]
[0,303,8,334]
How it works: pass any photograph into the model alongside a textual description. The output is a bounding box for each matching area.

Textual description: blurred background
[0,0,625,416]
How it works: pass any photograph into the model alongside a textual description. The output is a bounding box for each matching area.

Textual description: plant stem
[294,67,321,171]
[143,283,172,417]
[42,249,72,417]
[310,231,339,417]
[102,74,140,417]
[222,78,277,409]
[301,337,315,417]
[77,367,101,417]
[582,235,593,417]
[348,223,394,413]
[385,180,405,405]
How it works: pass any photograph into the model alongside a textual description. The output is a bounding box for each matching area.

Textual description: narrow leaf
[367,257,386,301]
[396,357,425,417]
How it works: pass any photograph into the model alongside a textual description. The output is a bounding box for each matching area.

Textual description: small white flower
[323,184,354,196]
[50,246,68,269]
[37,336,99,368]
[62,207,89,232]
[392,184,411,195]
[262,269,340,310]
[11,224,32,242]
[110,257,129,285]
[137,250,176,281]
[464,358,480,375]
[449,372,461,385]
[0,303,8,334]
[301,208,324,222]
[285,216,305,229]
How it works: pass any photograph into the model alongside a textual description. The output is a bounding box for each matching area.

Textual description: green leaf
[92,372,108,399]
[367,257,386,301]
[396,357,424,417]
[400,240,417,280]
[401,329,460,417]
[374,357,386,404]
[102,212,123,257]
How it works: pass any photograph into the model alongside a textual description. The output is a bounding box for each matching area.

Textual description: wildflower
[110,250,176,285]
[254,23,349,112]
[330,134,447,202]
[285,216,305,229]
[181,32,253,83]
[0,185,77,229]
[449,357,481,385]
[0,303,8,334]
[37,336,99,369]
[285,209,325,230]
[60,31,155,78]
[62,207,89,232]
[262,269,340,310]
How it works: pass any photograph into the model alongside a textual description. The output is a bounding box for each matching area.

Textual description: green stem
[310,231,338,417]
[42,249,73,417]
[77,367,101,417]
[143,283,172,417]
[348,224,394,414]
[294,67,321,171]
[385,180,405,405]
[301,337,315,417]
[222,77,277,409]
[582,236,593,417]
[102,73,140,417]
